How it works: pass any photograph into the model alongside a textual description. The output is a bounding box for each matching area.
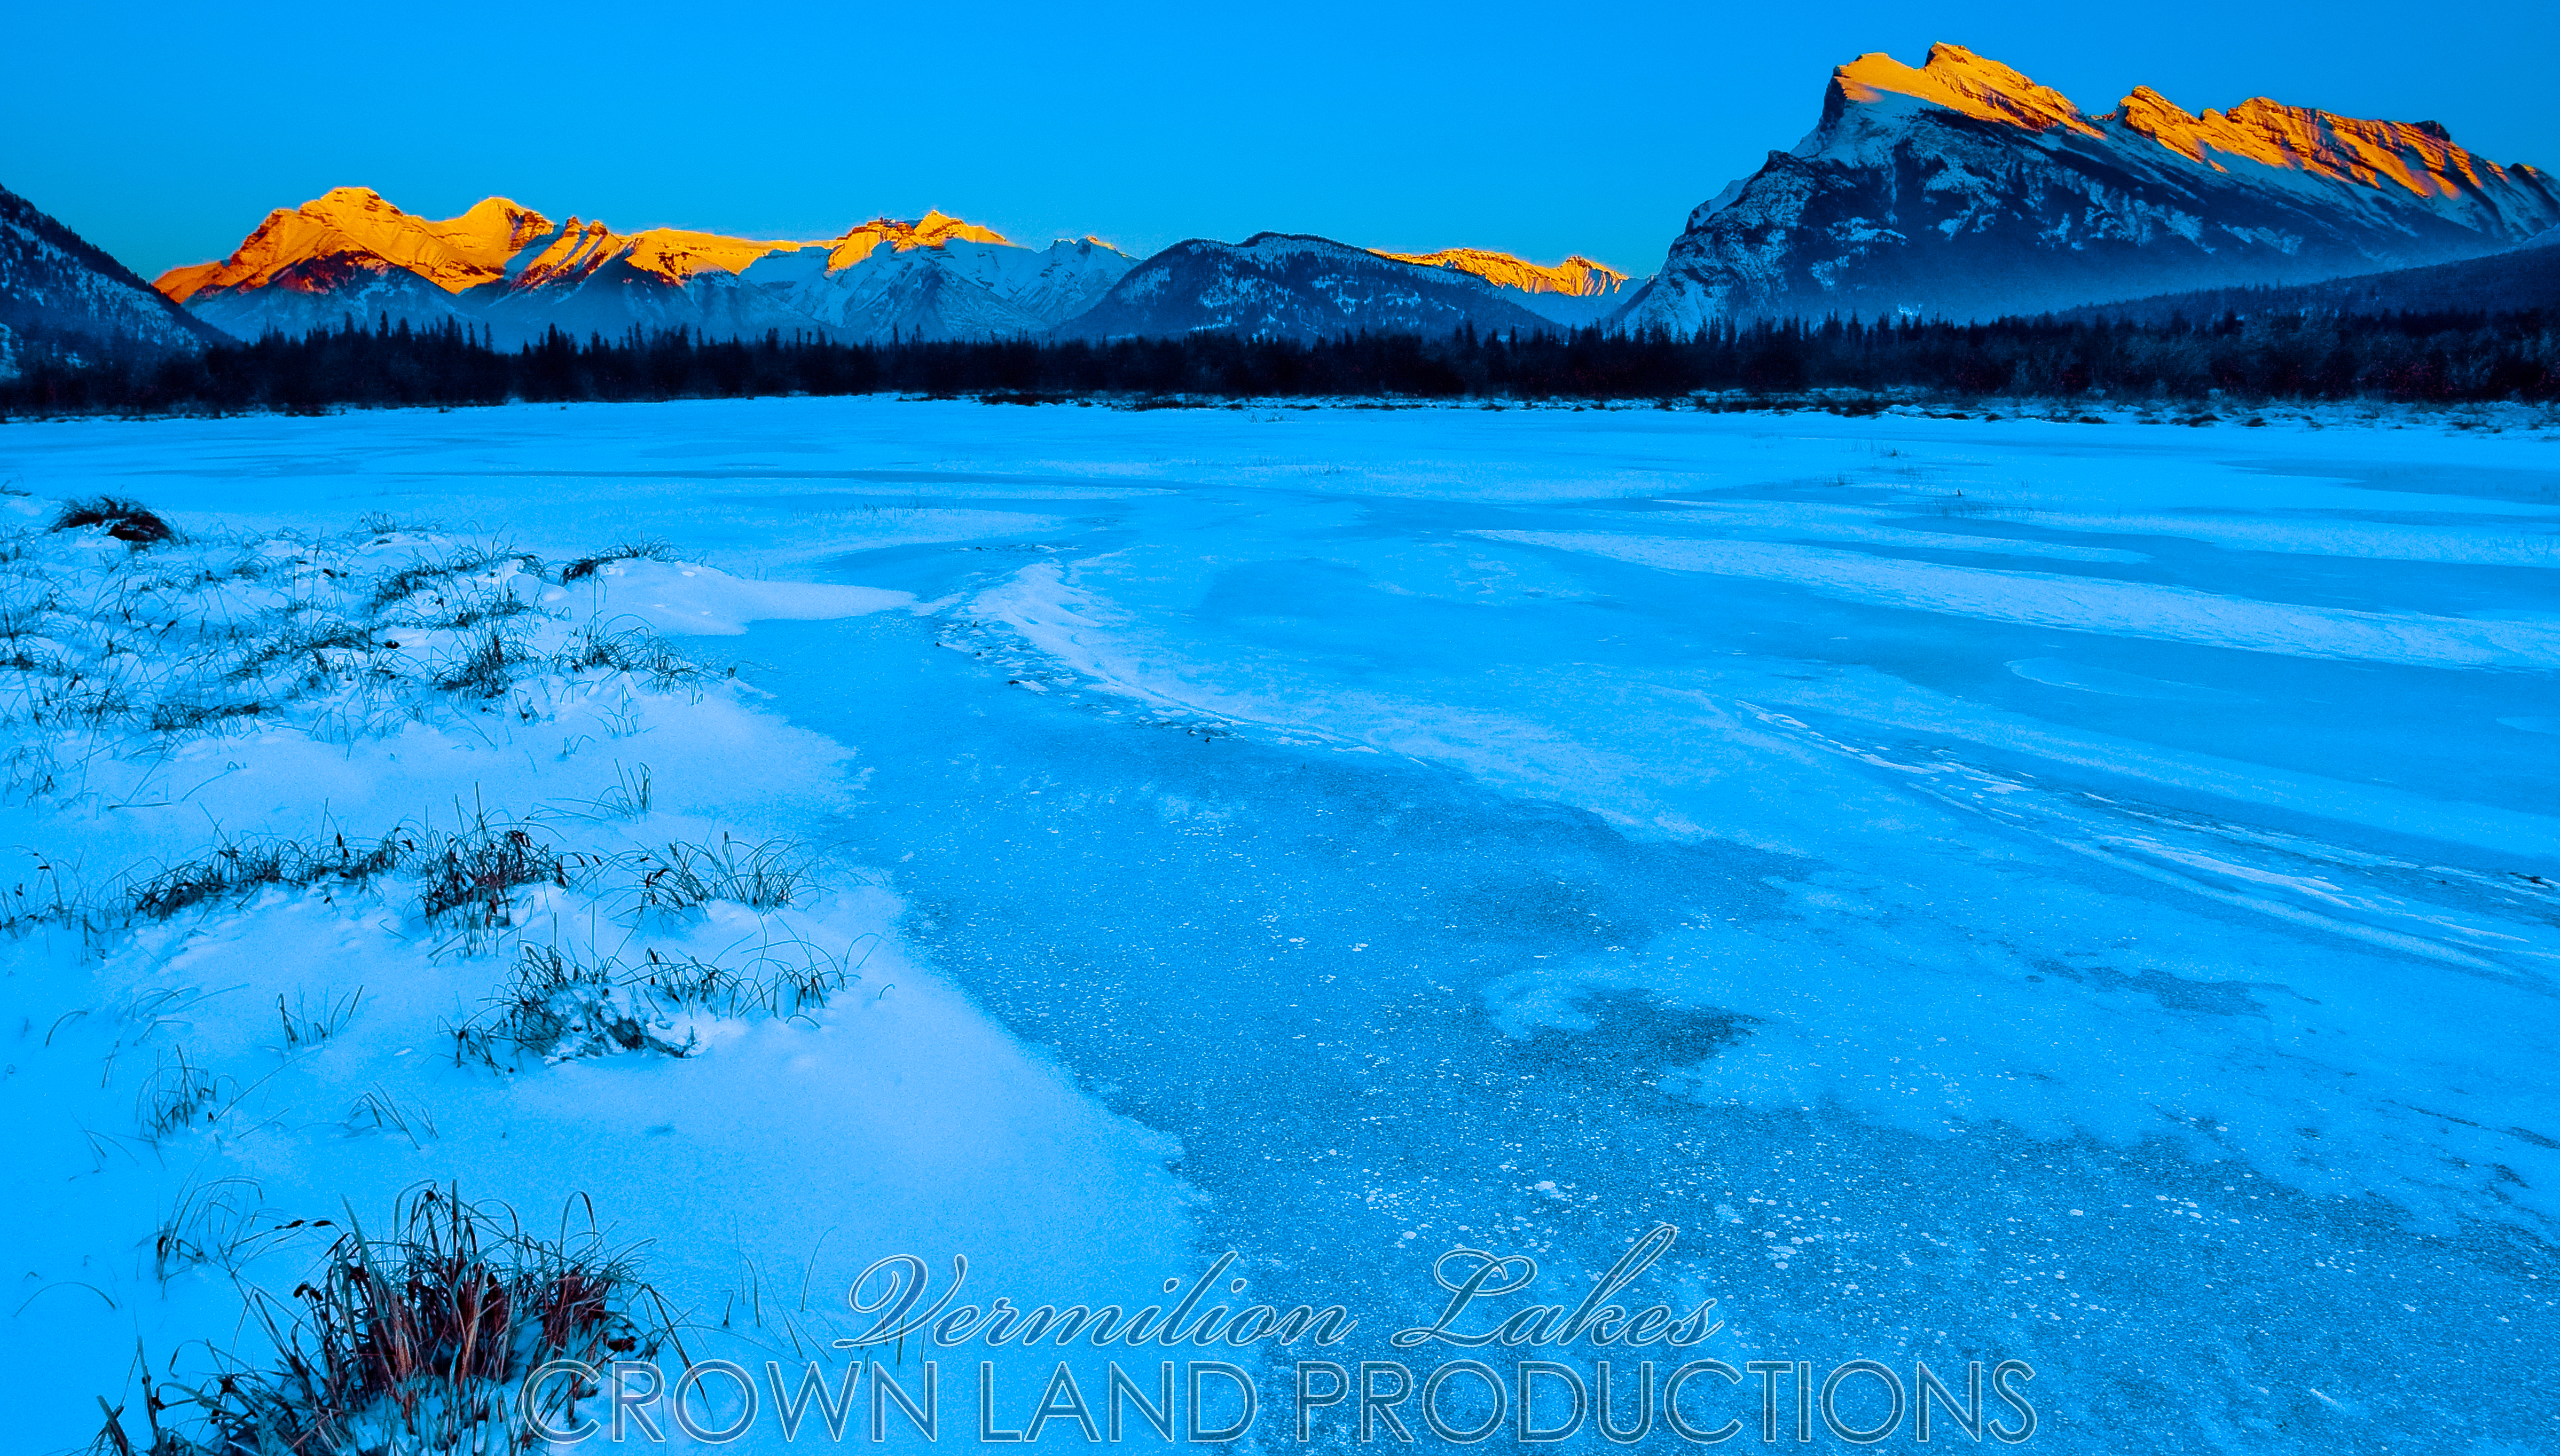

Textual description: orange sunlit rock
[1825,43,2541,206]
[1831,43,2103,138]
[2111,87,2518,198]
[155,188,552,301]
[824,210,1014,270]
[155,193,1023,302]
[1371,247,1630,297]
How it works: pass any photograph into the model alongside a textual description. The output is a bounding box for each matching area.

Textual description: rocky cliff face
[1372,248,1638,325]
[1619,44,2560,330]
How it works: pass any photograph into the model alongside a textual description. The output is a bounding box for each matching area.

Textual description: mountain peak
[157,193,1049,304]
[156,190,1136,347]
[1828,43,2099,138]
[825,211,1013,269]
[159,188,554,302]
[1629,42,2560,335]
[1059,232,1555,343]
[1815,46,2540,207]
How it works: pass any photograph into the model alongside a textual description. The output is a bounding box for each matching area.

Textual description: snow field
[0,506,1194,1452]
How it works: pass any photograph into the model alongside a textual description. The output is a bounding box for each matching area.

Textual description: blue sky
[11,2,2556,280]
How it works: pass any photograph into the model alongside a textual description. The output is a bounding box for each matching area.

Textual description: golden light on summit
[153,192,1038,304]
[1372,248,1631,298]
[1830,42,2535,203]
[1832,44,2104,138]
[824,211,1012,270]
[2115,91,2509,197]
[155,189,551,302]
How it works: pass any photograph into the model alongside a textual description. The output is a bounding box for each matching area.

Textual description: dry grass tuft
[620,835,810,914]
[113,1185,662,1454]
[558,539,677,584]
[432,628,530,700]
[417,819,570,927]
[458,943,695,1065]
[451,931,867,1068]
[128,832,414,922]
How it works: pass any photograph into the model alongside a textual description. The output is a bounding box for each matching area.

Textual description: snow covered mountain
[2,182,227,376]
[1620,44,2560,330]
[158,188,1134,346]
[1056,233,1561,342]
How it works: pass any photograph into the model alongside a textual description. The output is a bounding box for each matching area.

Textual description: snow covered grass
[0,512,717,815]
[450,919,866,1068]
[0,492,1200,1454]
[0,512,778,1448]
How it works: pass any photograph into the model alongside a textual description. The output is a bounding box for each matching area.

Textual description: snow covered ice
[0,396,2555,1452]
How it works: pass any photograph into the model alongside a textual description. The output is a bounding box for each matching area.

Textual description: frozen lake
[3,397,2555,1451]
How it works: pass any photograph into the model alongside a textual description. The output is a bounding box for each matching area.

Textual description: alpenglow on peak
[153,190,1136,347]
[1613,42,2558,333]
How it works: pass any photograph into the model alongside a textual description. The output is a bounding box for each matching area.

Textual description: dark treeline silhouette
[5,308,2555,416]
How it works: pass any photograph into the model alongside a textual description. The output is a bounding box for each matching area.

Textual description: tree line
[4,307,2555,416]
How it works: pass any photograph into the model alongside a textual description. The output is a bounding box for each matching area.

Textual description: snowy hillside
[0,183,228,376]
[1622,43,2560,330]
[160,190,1136,347]
[1058,233,1557,342]
[2054,224,2560,324]
[0,487,1195,1453]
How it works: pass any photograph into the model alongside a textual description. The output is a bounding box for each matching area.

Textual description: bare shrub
[598,762,652,820]
[53,497,174,546]
[275,987,365,1051]
[145,698,264,735]
[153,1177,321,1285]
[228,618,374,680]
[0,519,720,772]
[0,584,60,639]
[452,933,866,1068]
[680,936,871,1021]
[551,622,702,687]
[343,1088,438,1148]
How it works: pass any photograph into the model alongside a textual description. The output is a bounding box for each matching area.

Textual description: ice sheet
[2,397,2554,1453]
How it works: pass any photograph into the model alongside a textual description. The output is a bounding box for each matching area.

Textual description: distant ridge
[1370,248,1638,325]
[160,191,1642,345]
[2,182,227,376]
[1057,233,1556,343]
[2049,229,2560,325]
[158,188,1134,347]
